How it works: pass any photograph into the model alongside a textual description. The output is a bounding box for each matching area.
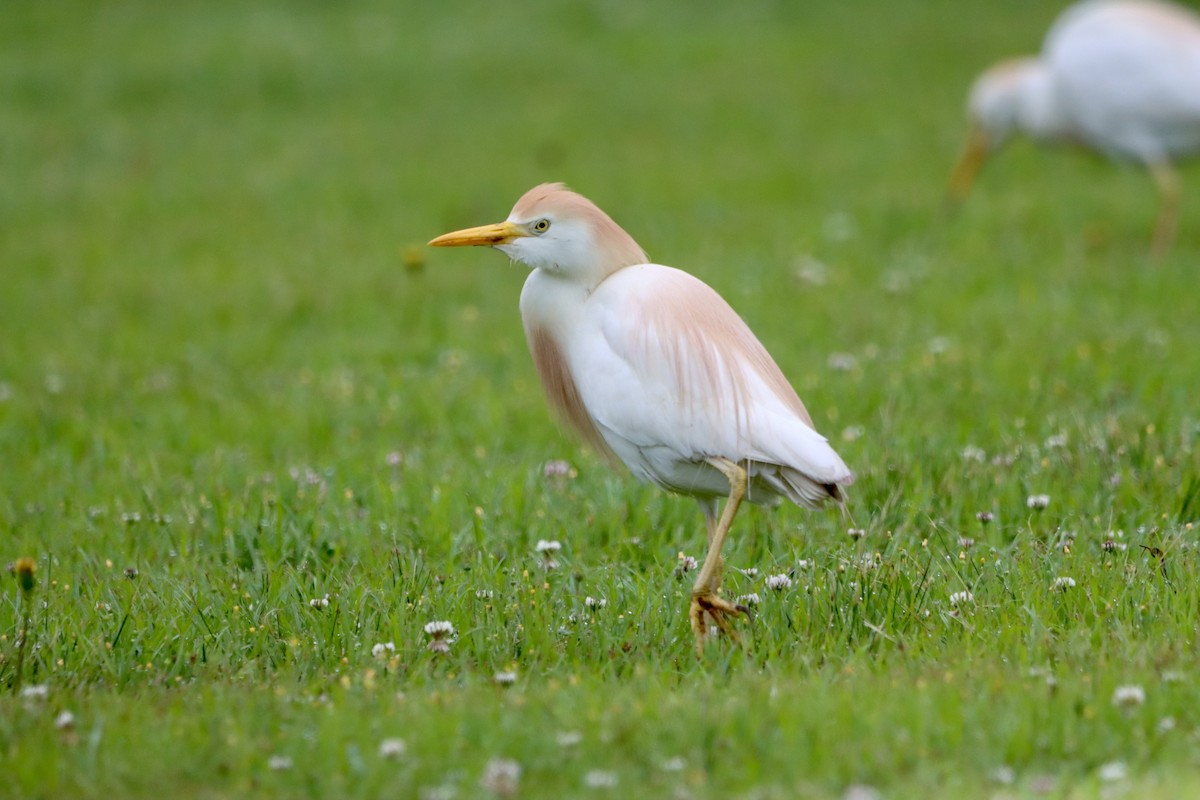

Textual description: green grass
[3,0,1200,797]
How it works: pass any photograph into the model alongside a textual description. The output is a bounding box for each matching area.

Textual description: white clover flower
[739,567,758,578]
[675,554,697,574]
[371,641,396,659]
[542,460,574,479]
[1051,576,1076,590]
[583,770,619,788]
[479,758,521,795]
[535,539,562,569]
[1027,494,1051,510]
[957,537,975,550]
[19,684,48,700]
[268,754,294,771]
[827,352,858,371]
[847,527,866,541]
[1097,761,1126,782]
[584,596,607,610]
[1044,433,1068,449]
[378,738,407,759]
[494,670,517,686]
[424,621,455,653]
[765,573,792,591]
[1157,716,1177,734]
[309,594,329,609]
[54,710,75,730]
[976,511,995,524]
[475,588,494,600]
[990,766,1015,786]
[961,445,986,462]
[385,451,403,467]
[1112,685,1146,708]
[736,593,761,607]
[949,591,974,606]
[796,559,811,570]
[556,731,583,747]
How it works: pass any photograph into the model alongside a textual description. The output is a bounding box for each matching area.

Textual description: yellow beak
[947,125,990,203]
[428,220,526,248]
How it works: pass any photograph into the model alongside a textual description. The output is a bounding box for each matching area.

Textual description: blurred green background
[3,1,1200,797]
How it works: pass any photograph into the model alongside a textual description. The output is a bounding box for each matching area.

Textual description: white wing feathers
[571,265,853,507]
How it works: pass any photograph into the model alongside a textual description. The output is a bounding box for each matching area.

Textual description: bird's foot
[689,590,753,655]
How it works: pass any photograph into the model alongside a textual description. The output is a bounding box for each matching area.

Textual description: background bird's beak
[947,125,990,204]
[428,221,526,248]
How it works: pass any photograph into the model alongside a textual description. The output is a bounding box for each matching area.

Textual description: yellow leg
[1150,161,1181,259]
[689,458,751,655]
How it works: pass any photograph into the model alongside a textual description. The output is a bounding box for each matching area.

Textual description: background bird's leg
[1149,160,1181,258]
[689,458,751,652]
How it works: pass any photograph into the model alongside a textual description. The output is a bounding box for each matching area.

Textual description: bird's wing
[572,264,851,488]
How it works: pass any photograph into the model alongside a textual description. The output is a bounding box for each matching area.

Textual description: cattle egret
[429,183,854,653]
[950,0,1200,254]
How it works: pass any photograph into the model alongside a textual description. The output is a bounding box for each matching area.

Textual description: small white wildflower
[1044,433,1068,449]
[19,684,48,700]
[796,559,811,569]
[1161,671,1186,684]
[584,596,607,610]
[494,670,517,686]
[542,460,574,479]
[268,754,293,772]
[675,553,697,574]
[949,591,974,606]
[841,425,864,442]
[535,539,562,569]
[990,765,1015,785]
[842,785,881,800]
[385,451,403,467]
[794,255,828,285]
[556,731,583,747]
[847,527,866,541]
[1112,685,1146,708]
[480,757,521,796]
[976,511,994,524]
[957,536,975,550]
[475,588,494,600]
[736,593,761,607]
[424,621,455,653]
[309,594,329,609]
[371,641,396,659]
[583,770,619,789]
[1051,576,1076,590]
[660,757,686,772]
[1026,494,1050,510]
[1157,716,1177,734]
[1097,761,1126,782]
[739,567,758,579]
[961,445,986,462]
[827,352,858,371]
[54,710,75,730]
[927,336,952,355]
[765,573,792,591]
[378,738,407,759]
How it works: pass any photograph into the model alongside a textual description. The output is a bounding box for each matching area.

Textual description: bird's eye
[532,219,550,234]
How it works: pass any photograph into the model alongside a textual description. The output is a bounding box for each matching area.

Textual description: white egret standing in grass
[429,183,854,653]
[949,0,1200,254]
